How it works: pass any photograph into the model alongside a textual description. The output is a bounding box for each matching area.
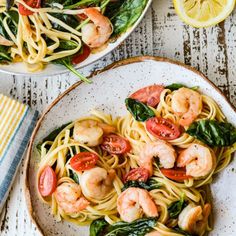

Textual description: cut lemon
[173,0,235,28]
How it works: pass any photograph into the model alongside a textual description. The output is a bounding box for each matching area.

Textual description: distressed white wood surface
[0,0,236,235]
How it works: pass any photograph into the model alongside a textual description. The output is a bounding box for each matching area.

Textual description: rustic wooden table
[0,0,236,235]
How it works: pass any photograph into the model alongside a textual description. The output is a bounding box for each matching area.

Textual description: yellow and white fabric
[0,94,38,211]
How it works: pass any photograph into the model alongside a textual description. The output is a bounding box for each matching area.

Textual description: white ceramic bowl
[25,56,236,236]
[0,1,152,76]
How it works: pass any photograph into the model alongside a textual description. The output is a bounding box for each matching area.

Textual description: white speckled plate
[0,1,151,76]
[25,56,236,236]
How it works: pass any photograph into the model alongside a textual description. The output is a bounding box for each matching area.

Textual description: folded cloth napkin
[0,94,38,212]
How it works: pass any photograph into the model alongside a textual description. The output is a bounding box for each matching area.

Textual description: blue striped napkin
[0,94,38,211]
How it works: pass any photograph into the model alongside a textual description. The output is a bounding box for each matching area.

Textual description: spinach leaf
[49,13,79,31]
[165,83,199,91]
[90,217,157,236]
[168,195,187,219]
[90,218,109,236]
[64,0,102,9]
[57,40,78,50]
[173,227,193,236]
[0,45,12,63]
[69,169,80,183]
[36,122,72,153]
[122,179,162,192]
[186,120,236,147]
[125,98,155,122]
[108,0,147,37]
[53,56,92,83]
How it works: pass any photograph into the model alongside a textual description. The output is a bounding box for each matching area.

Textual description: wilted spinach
[173,227,193,236]
[106,0,147,37]
[165,83,199,91]
[37,122,72,153]
[69,169,80,183]
[125,98,155,122]
[168,195,187,219]
[122,179,162,192]
[90,217,157,236]
[186,120,236,147]
[0,45,12,63]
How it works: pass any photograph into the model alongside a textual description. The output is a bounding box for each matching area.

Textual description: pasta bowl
[0,0,151,77]
[24,56,236,236]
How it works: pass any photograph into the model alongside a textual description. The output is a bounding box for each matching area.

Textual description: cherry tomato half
[70,152,99,171]
[123,167,149,183]
[19,0,41,16]
[72,45,91,65]
[146,117,181,140]
[160,168,191,182]
[101,134,131,154]
[38,166,57,197]
[130,85,164,107]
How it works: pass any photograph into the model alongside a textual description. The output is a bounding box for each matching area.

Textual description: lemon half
[173,0,235,28]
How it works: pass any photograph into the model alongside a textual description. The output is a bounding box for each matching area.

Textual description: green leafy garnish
[107,0,147,37]
[0,45,12,63]
[165,83,199,91]
[37,122,72,153]
[168,195,187,219]
[187,120,236,147]
[69,169,80,184]
[122,179,162,192]
[125,98,155,122]
[90,217,157,236]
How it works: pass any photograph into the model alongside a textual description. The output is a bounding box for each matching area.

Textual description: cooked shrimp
[55,182,89,214]
[117,187,158,222]
[178,203,211,235]
[80,167,115,200]
[73,119,115,147]
[177,143,215,178]
[81,8,113,48]
[171,87,202,126]
[139,141,176,176]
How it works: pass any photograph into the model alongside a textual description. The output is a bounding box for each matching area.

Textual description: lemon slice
[173,0,235,28]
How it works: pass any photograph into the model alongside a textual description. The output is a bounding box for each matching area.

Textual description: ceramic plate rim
[0,0,152,77]
[24,56,236,235]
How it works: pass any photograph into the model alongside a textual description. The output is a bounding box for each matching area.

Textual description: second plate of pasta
[25,56,236,236]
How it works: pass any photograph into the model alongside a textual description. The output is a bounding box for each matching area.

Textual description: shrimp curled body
[178,203,211,235]
[73,119,115,147]
[80,167,115,200]
[177,143,215,178]
[81,8,113,48]
[117,187,158,222]
[55,182,89,214]
[139,141,176,176]
[171,87,202,126]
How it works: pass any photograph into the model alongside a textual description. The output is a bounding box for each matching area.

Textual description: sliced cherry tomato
[19,0,41,16]
[160,168,191,181]
[38,166,57,197]
[130,85,164,107]
[70,152,98,171]
[72,45,91,65]
[146,117,181,140]
[123,167,149,183]
[101,134,131,154]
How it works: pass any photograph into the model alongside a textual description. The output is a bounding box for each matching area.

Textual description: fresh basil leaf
[69,169,80,184]
[187,120,236,147]
[168,195,187,219]
[90,217,157,236]
[90,218,109,236]
[107,0,147,37]
[125,98,155,122]
[165,83,199,91]
[122,179,162,192]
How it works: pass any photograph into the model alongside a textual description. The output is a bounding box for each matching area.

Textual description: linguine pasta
[37,86,236,235]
